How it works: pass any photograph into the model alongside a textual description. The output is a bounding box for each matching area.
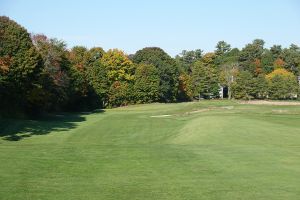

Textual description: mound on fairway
[1,100,300,200]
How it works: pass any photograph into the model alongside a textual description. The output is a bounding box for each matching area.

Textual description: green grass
[1,100,300,199]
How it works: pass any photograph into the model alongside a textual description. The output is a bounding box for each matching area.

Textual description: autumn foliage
[1,16,300,115]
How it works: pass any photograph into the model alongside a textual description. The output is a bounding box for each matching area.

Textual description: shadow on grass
[0,110,105,141]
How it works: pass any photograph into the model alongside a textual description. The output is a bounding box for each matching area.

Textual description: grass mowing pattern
[1,100,300,199]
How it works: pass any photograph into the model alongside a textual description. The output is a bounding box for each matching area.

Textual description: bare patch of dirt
[239,100,300,106]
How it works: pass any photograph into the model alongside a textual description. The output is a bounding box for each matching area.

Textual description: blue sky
[1,0,300,56]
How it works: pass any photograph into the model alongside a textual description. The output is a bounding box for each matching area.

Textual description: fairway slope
[1,101,300,200]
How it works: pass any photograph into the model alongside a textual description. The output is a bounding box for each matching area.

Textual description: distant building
[219,85,228,99]
[219,85,224,98]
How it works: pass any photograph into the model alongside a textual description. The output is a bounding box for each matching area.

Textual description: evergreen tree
[191,59,219,99]
[231,71,256,100]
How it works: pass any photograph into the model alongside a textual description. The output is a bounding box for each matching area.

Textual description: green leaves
[132,47,179,102]
[0,16,43,114]
[191,59,219,99]
[232,71,256,100]
[134,64,160,103]
[266,69,299,99]
[1,16,300,115]
[215,41,231,56]
[101,49,134,82]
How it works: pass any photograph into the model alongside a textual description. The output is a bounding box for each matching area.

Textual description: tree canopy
[1,16,300,115]
[132,47,179,102]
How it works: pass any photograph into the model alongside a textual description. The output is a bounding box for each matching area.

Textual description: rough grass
[1,100,300,199]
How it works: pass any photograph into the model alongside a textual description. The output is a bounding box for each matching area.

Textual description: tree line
[1,16,300,115]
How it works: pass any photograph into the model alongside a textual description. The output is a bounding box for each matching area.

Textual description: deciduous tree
[266,68,299,99]
[0,16,43,114]
[132,47,179,102]
[134,64,160,103]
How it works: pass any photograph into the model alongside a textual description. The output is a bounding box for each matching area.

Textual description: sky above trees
[1,0,300,56]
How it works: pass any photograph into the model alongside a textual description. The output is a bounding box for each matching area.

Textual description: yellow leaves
[201,52,216,65]
[125,74,135,81]
[101,49,134,82]
[101,49,133,68]
[179,73,193,98]
[266,68,294,80]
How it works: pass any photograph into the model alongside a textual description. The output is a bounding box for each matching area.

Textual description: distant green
[1,100,300,200]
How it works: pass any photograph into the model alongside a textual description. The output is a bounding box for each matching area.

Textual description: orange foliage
[68,52,85,71]
[273,58,285,69]
[178,74,188,92]
[178,74,193,99]
[254,59,262,75]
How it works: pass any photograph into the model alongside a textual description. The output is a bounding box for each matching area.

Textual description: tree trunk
[228,87,231,100]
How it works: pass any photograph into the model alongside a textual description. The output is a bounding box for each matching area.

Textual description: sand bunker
[150,114,172,118]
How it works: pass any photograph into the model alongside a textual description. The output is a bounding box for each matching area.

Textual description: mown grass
[1,100,300,199]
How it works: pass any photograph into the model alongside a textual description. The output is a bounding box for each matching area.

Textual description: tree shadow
[0,110,105,141]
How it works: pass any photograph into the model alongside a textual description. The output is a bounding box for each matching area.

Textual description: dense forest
[1,16,300,115]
